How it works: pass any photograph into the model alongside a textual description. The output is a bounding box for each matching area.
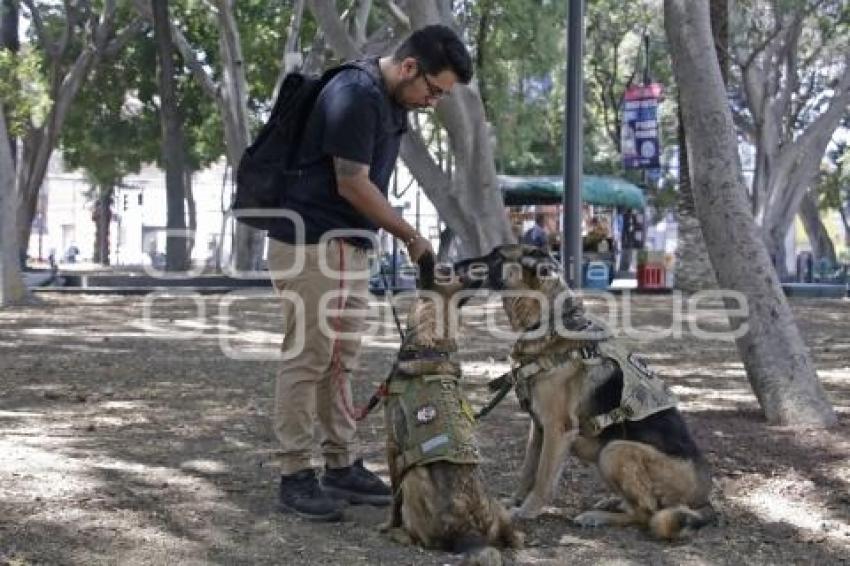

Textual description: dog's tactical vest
[386,359,480,476]
[511,340,677,436]
[582,341,678,435]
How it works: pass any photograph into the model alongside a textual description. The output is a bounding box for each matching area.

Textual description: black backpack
[233,62,366,231]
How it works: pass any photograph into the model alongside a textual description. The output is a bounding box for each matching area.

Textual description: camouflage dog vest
[582,341,678,435]
[510,340,677,436]
[386,361,480,477]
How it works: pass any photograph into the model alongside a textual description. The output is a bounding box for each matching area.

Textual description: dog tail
[649,504,716,540]
[451,535,502,566]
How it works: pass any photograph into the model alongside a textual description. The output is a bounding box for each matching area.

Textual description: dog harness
[386,349,481,477]
[507,338,677,436]
[582,341,678,435]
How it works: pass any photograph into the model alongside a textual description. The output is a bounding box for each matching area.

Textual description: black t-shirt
[268,59,408,246]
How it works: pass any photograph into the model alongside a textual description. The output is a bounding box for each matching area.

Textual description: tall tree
[0,106,26,305]
[816,143,850,253]
[152,0,188,271]
[674,0,726,292]
[132,0,290,270]
[664,0,836,427]
[798,187,836,266]
[60,37,156,266]
[14,1,141,261]
[730,1,850,275]
[461,0,567,175]
[2,0,19,165]
[60,7,228,268]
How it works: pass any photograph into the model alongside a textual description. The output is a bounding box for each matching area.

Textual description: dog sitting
[381,280,521,563]
[451,244,714,540]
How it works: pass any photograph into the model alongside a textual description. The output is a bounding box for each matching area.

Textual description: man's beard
[392,77,429,110]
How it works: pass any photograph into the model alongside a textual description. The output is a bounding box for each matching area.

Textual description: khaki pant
[267,238,370,474]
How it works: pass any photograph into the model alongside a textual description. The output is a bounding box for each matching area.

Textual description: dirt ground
[0,291,848,565]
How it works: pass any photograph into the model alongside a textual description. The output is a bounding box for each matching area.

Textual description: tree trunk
[185,167,197,261]
[675,0,726,292]
[92,187,113,266]
[153,0,188,272]
[664,0,836,427]
[214,0,262,271]
[0,107,27,305]
[14,2,136,262]
[675,102,717,292]
[734,7,850,271]
[2,0,19,166]
[273,0,306,95]
[799,189,836,267]
[0,0,17,51]
[132,0,261,271]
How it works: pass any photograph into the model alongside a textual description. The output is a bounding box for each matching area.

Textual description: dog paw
[383,527,412,545]
[592,496,624,512]
[573,510,611,528]
[509,505,541,521]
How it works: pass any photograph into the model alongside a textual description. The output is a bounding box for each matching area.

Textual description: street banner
[622,83,663,169]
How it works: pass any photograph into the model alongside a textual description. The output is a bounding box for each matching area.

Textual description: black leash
[474,369,515,420]
[354,252,414,421]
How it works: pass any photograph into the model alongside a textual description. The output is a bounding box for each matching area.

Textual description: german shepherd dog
[381,267,521,564]
[449,244,715,540]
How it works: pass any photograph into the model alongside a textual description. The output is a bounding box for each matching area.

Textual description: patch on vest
[421,434,449,453]
[415,404,438,425]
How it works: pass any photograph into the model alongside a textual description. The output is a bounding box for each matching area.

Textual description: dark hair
[393,24,473,84]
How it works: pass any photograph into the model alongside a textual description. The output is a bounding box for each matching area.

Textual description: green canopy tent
[498,175,646,209]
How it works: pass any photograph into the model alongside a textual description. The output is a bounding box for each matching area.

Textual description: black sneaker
[320,458,392,506]
[278,468,343,522]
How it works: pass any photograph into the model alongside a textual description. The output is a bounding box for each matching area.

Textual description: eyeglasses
[419,72,447,99]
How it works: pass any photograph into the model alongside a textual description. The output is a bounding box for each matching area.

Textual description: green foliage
[56,0,298,191]
[60,35,157,188]
[0,47,49,134]
[817,143,848,212]
[458,0,567,174]
[460,0,674,184]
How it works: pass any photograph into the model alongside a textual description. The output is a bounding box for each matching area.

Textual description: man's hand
[406,235,434,264]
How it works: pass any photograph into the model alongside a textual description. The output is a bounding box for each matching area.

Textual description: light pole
[562,0,585,288]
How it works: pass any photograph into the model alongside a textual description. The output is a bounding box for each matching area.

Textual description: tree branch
[274,0,306,96]
[308,0,361,60]
[354,0,371,46]
[383,0,410,30]
[731,108,756,140]
[92,0,117,49]
[132,0,220,102]
[102,18,146,58]
[362,25,398,56]
[58,0,74,58]
[302,29,327,74]
[21,0,52,56]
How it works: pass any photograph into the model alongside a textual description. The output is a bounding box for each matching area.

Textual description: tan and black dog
[381,275,521,564]
[450,244,715,540]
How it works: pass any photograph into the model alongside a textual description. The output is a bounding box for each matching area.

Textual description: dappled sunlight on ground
[0,293,848,564]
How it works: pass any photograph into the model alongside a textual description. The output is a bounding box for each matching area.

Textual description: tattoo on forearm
[334,157,367,178]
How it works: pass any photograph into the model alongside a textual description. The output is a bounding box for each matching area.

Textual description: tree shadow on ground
[1,294,848,565]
